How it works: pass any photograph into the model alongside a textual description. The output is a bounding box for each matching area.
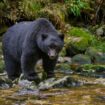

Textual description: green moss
[66,27,97,51]
[85,47,98,57]
[65,27,105,53]
[71,37,90,51]
[59,47,66,57]
[37,3,67,29]
[19,0,43,19]
[56,63,71,71]
[0,60,4,73]
[85,40,105,53]
[0,42,4,73]
[67,27,97,43]
[79,64,105,72]
[93,41,105,52]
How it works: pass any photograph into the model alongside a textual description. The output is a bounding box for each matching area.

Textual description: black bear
[2,18,64,82]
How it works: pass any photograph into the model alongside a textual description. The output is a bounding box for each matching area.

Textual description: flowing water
[0,73,105,105]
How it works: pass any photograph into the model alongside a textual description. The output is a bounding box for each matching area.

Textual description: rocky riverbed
[0,68,105,105]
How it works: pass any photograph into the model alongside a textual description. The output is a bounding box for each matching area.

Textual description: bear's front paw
[25,73,41,84]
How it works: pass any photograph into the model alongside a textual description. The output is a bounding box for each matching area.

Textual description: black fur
[2,18,64,82]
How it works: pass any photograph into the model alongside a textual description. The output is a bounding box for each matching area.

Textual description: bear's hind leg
[4,55,21,80]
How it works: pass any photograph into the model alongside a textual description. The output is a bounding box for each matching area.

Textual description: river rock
[71,54,91,65]
[85,47,105,64]
[96,26,105,37]
[38,76,83,90]
[65,27,94,57]
[94,53,105,64]
[85,47,98,62]
[58,57,72,63]
[0,75,12,89]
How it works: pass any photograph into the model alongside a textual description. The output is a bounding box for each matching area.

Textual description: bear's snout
[48,49,57,59]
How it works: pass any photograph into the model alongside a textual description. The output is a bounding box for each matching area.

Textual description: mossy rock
[56,63,73,74]
[90,25,105,37]
[71,54,91,65]
[79,64,105,72]
[93,41,105,52]
[71,54,91,70]
[65,27,97,57]
[66,37,88,57]
[85,47,98,57]
[85,47,105,64]
[56,63,71,71]
[85,47,98,62]
[94,53,105,64]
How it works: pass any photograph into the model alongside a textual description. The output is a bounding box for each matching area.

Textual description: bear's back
[2,21,35,60]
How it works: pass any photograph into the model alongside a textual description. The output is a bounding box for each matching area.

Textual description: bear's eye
[42,34,48,40]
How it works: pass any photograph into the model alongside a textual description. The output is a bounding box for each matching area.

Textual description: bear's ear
[42,34,48,40]
[59,33,64,41]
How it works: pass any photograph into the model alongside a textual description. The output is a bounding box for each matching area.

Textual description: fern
[65,0,90,16]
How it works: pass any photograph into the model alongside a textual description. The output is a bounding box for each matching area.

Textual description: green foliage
[85,39,105,53]
[0,0,9,9]
[0,60,4,73]
[76,64,105,77]
[56,63,71,71]
[66,27,97,51]
[0,0,52,23]
[80,64,105,72]
[0,26,8,36]
[59,47,66,56]
[20,0,53,15]
[66,26,105,53]
[93,41,105,52]
[19,0,43,19]
[0,2,4,9]
[0,0,9,24]
[65,0,90,16]
[36,3,67,30]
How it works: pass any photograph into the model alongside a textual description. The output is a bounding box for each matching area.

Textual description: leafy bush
[65,0,90,16]
[37,4,67,29]
[19,0,43,19]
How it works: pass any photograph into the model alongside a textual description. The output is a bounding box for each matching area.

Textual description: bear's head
[37,32,64,59]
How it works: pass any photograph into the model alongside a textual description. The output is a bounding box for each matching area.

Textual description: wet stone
[0,76,12,89]
[95,96,105,102]
[13,88,39,96]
